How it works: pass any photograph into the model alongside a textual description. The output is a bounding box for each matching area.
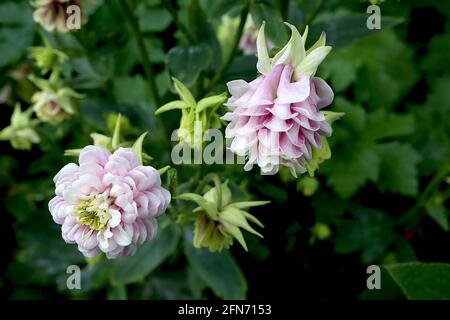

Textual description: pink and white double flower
[49,146,170,259]
[223,23,334,176]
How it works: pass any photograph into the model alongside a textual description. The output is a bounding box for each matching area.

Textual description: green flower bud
[297,176,319,197]
[312,223,331,241]
[155,78,227,149]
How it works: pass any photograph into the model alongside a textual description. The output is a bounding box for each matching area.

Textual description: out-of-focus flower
[311,222,331,241]
[29,74,82,125]
[9,64,30,81]
[31,0,81,33]
[0,104,40,150]
[29,37,68,74]
[222,23,340,177]
[177,179,269,251]
[155,78,227,149]
[49,146,171,259]
[217,15,239,58]
[239,16,274,55]
[0,85,12,104]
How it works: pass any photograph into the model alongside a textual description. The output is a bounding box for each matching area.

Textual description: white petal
[108,209,121,228]
[113,225,132,246]
[227,80,250,98]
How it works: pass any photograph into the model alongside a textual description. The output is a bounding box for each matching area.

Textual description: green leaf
[322,97,417,198]
[308,14,403,48]
[155,100,190,115]
[0,2,35,68]
[168,46,212,88]
[322,31,418,106]
[325,147,380,198]
[385,263,450,300]
[363,110,415,142]
[411,77,450,174]
[425,201,449,231]
[112,76,151,107]
[352,32,418,110]
[335,208,395,263]
[421,34,450,84]
[210,0,244,18]
[11,221,85,286]
[110,222,180,286]
[374,142,421,196]
[138,6,171,32]
[184,230,247,299]
[251,2,288,48]
[188,0,222,64]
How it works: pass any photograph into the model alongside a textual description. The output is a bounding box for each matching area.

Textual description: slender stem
[281,0,290,21]
[203,1,250,94]
[162,0,196,43]
[398,164,450,229]
[212,175,222,210]
[301,0,325,33]
[119,0,161,106]
[194,172,216,194]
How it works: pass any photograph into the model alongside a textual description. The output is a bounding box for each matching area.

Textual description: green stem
[398,164,450,229]
[120,0,161,106]
[212,175,223,210]
[300,0,326,33]
[281,0,290,21]
[162,0,196,43]
[203,1,250,94]
[194,172,216,194]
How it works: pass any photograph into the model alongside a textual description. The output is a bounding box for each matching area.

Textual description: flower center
[76,195,112,231]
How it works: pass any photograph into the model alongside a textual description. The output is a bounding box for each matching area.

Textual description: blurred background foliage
[0,0,450,300]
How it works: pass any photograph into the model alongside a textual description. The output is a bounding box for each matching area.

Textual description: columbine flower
[239,16,274,55]
[0,104,40,150]
[31,0,80,33]
[29,74,82,125]
[177,179,268,252]
[222,23,335,177]
[32,89,77,125]
[49,146,171,259]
